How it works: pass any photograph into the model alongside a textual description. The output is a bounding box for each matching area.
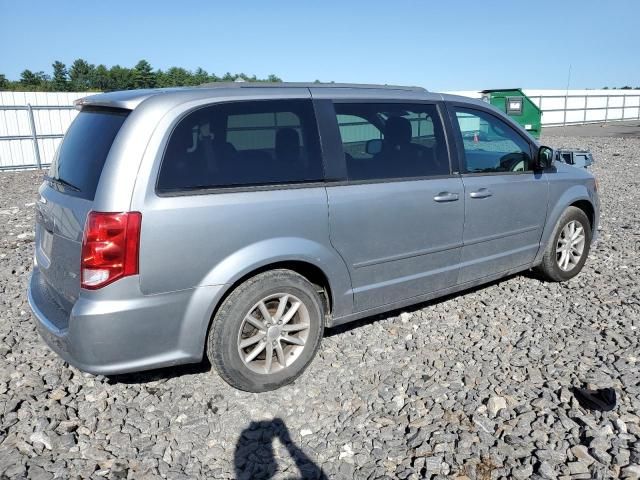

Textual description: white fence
[0,92,85,170]
[447,89,640,127]
[526,89,640,126]
[1,89,640,170]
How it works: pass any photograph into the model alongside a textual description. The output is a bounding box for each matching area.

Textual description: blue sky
[1,0,638,90]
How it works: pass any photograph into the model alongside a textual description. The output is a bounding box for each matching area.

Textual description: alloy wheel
[237,293,310,374]
[556,220,586,272]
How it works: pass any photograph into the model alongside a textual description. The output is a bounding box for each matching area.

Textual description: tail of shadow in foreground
[234,418,327,480]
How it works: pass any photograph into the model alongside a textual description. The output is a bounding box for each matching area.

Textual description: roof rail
[197,82,428,92]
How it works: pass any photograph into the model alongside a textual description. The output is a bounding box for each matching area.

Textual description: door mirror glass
[365,138,382,155]
[537,145,554,169]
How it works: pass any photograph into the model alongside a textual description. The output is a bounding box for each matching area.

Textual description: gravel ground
[0,135,638,480]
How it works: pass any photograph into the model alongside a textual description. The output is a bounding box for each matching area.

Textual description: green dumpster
[480,88,542,139]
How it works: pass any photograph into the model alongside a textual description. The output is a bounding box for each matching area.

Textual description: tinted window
[48,108,129,200]
[158,100,323,192]
[334,103,449,181]
[336,114,382,160]
[454,108,532,173]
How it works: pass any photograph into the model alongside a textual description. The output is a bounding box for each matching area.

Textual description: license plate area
[41,228,53,262]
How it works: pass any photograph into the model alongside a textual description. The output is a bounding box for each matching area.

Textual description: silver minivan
[28,83,599,392]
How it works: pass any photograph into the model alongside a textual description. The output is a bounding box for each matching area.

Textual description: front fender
[199,237,353,319]
[534,184,595,265]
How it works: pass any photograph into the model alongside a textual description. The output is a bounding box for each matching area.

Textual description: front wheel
[207,269,324,392]
[535,206,592,282]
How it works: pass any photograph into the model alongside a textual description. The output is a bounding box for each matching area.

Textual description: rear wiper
[45,175,81,192]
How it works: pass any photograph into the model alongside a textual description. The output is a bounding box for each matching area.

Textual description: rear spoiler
[73,89,163,111]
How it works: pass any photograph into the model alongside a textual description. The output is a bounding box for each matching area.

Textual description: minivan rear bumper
[28,267,222,375]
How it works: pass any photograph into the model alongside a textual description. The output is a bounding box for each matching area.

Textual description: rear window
[157,99,323,192]
[48,107,129,200]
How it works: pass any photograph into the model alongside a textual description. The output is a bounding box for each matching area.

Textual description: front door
[451,106,549,283]
[324,101,465,312]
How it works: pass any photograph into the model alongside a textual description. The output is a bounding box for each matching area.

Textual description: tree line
[0,59,282,92]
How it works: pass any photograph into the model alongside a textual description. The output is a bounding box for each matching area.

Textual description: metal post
[26,104,42,169]
[583,95,587,124]
[622,95,626,121]
[563,95,568,126]
[538,96,544,127]
[604,96,610,123]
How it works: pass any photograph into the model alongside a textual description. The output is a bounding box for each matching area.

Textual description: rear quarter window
[157,99,323,192]
[48,107,129,200]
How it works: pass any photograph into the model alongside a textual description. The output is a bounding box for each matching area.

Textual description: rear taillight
[81,211,142,289]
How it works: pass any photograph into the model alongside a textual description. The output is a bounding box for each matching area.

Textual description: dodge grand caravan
[28,83,599,392]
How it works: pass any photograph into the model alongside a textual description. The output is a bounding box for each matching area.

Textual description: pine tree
[20,70,43,87]
[69,59,94,90]
[1,60,281,91]
[164,67,191,87]
[92,64,111,90]
[109,65,135,90]
[52,61,69,91]
[133,60,156,89]
[193,67,209,86]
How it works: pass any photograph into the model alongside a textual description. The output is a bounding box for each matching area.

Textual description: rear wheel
[207,269,324,392]
[535,206,592,282]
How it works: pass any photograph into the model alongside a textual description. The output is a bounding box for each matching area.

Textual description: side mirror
[365,139,382,155]
[536,145,554,170]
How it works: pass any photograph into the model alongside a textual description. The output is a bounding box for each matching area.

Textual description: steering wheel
[500,153,527,172]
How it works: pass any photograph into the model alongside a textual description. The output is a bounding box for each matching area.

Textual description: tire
[207,269,324,392]
[535,206,592,282]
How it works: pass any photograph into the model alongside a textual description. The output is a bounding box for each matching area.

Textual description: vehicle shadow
[234,418,327,480]
[326,271,527,337]
[105,360,211,385]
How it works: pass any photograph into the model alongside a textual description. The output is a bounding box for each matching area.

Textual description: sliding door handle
[469,188,493,199]
[433,192,459,202]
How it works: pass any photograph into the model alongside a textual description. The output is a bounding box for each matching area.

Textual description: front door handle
[433,192,459,202]
[469,188,493,199]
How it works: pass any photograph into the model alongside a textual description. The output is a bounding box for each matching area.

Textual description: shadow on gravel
[326,272,526,337]
[234,418,327,480]
[104,360,211,385]
[573,387,617,412]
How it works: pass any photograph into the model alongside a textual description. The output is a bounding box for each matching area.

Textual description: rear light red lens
[81,211,142,289]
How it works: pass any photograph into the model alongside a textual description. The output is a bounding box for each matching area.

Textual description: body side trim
[351,224,539,269]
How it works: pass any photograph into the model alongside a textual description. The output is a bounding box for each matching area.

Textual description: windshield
[49,107,129,200]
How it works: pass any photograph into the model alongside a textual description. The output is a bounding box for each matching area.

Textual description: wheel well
[269,261,333,315]
[571,200,595,229]
[207,261,333,335]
